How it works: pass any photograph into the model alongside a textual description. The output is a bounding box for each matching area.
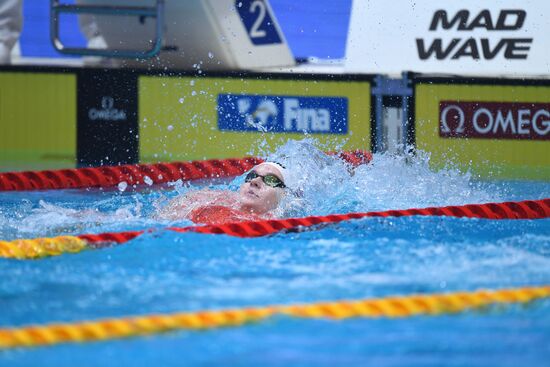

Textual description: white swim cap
[257,162,288,185]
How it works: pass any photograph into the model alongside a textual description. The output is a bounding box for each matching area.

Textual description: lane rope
[0,151,372,192]
[189,198,550,238]
[0,232,143,260]
[0,285,548,350]
[0,157,262,192]
[1,198,548,260]
[0,236,87,259]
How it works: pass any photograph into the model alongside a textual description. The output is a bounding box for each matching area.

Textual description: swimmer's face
[239,163,285,214]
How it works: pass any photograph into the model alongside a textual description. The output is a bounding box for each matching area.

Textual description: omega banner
[346,0,550,75]
[439,102,550,140]
[77,70,138,166]
[415,82,550,180]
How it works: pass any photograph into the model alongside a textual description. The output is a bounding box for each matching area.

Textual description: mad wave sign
[236,0,282,45]
[345,0,550,75]
[217,94,348,134]
[417,10,531,60]
[439,101,550,140]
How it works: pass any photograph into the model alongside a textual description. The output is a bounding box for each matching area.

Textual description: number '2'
[249,0,267,38]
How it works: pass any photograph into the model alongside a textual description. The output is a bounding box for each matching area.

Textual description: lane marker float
[0,285,548,350]
[0,157,261,192]
[0,151,372,192]
[1,198,548,260]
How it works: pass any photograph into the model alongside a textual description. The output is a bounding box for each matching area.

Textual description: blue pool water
[0,143,549,366]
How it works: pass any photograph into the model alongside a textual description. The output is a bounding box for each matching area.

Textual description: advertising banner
[346,0,550,76]
[217,94,348,134]
[0,72,77,171]
[438,101,549,141]
[415,81,550,180]
[77,71,138,167]
[138,75,371,162]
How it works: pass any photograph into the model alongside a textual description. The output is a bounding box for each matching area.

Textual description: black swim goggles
[244,171,286,188]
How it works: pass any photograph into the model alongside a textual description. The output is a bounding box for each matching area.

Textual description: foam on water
[243,139,502,217]
[0,191,179,240]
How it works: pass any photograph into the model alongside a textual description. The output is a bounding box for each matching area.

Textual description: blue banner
[217,94,348,134]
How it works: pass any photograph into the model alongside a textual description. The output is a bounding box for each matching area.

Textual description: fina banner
[345,0,550,75]
[217,94,348,134]
[138,76,370,163]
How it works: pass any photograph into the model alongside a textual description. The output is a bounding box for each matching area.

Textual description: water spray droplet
[118,181,128,192]
[143,176,153,186]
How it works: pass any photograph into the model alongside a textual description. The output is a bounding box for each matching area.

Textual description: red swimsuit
[189,205,262,225]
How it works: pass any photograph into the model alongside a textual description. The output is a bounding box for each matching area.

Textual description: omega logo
[101,96,114,110]
[440,105,465,133]
[88,96,127,121]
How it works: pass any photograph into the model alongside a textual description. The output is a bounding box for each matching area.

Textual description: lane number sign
[236,0,282,45]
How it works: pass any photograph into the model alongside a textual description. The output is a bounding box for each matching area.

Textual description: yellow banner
[138,76,371,162]
[415,83,550,180]
[0,72,77,171]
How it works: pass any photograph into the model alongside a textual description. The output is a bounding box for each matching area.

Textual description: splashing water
[0,191,175,240]
[253,139,501,217]
[0,138,542,240]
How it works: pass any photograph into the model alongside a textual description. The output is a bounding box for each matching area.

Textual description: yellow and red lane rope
[0,285,548,350]
[0,231,143,260]
[1,198,549,260]
[0,236,88,259]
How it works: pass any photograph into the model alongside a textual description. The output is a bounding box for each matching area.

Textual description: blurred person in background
[0,0,106,65]
[0,0,22,64]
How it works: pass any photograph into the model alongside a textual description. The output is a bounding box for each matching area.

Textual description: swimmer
[156,162,289,225]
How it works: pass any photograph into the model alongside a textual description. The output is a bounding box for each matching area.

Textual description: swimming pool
[1,144,549,366]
